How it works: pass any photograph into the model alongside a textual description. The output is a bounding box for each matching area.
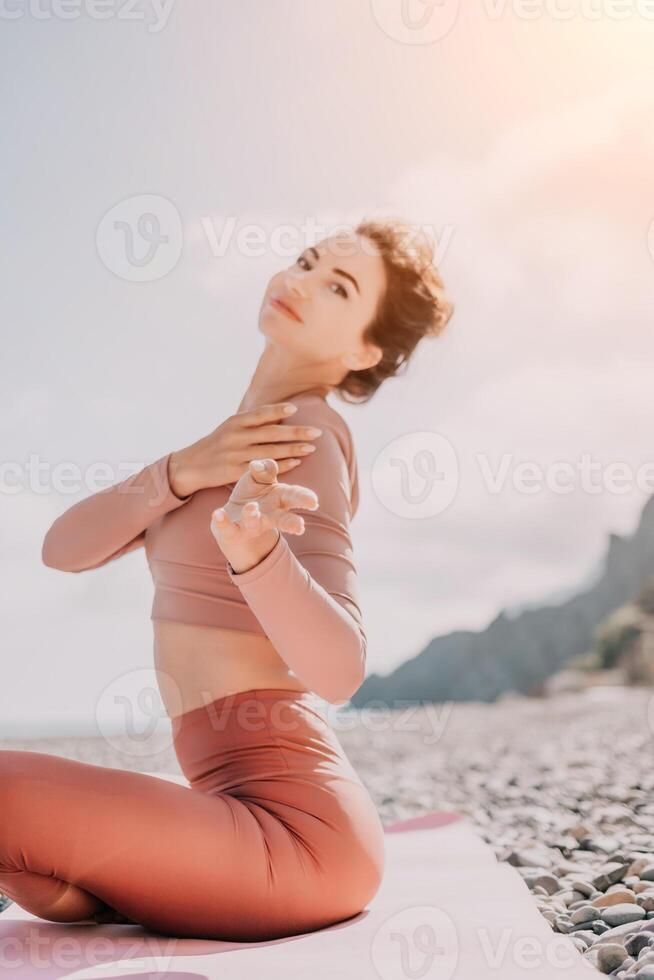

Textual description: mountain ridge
[351,495,654,706]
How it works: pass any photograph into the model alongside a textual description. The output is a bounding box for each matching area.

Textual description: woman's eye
[295,256,347,298]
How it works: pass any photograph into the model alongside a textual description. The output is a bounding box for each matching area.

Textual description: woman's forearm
[42,453,194,573]
[226,531,366,705]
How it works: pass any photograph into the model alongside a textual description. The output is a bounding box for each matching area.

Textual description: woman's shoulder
[291,394,354,454]
[289,394,360,518]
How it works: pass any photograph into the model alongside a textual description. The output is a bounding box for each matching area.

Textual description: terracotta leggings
[0,688,385,941]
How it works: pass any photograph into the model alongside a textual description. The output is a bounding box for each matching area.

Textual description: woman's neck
[237,383,331,414]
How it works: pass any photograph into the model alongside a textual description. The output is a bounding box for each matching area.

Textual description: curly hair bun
[334,216,455,404]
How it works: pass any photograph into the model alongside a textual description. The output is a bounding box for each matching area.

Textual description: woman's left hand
[210,457,318,549]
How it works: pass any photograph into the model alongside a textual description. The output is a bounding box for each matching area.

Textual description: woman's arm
[225,422,365,705]
[42,453,194,573]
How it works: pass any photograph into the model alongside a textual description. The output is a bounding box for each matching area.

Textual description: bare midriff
[152,619,311,719]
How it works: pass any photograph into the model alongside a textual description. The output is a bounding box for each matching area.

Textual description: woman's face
[259,232,386,374]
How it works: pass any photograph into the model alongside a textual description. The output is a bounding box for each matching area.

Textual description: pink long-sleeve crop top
[41,394,365,703]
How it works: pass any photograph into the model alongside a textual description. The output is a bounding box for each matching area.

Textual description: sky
[2,1,654,734]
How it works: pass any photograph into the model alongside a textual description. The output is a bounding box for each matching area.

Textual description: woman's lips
[270,298,302,322]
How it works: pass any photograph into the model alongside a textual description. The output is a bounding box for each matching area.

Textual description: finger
[276,458,303,473]
[239,424,323,445]
[237,402,299,427]
[240,500,267,535]
[249,458,279,484]
[270,506,305,534]
[210,507,239,540]
[241,442,319,460]
[278,484,319,511]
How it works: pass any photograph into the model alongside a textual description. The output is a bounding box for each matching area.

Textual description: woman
[0,218,453,941]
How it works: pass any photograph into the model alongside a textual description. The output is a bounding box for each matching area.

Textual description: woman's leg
[0,748,301,940]
[0,869,106,923]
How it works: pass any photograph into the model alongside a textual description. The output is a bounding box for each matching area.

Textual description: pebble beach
[355,684,654,978]
[2,684,653,977]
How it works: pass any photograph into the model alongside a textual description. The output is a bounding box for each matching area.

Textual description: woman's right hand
[168,402,323,497]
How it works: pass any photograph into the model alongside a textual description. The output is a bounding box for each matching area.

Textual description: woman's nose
[285,275,307,298]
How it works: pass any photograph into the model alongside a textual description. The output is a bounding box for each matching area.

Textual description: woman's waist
[170,686,343,765]
[153,619,311,715]
[154,617,283,660]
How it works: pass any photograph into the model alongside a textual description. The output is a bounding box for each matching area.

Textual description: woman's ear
[343,342,382,372]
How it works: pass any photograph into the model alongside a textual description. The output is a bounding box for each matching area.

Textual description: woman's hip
[170,686,385,883]
[171,687,357,787]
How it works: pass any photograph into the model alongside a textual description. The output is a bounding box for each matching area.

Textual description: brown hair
[334,216,454,405]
